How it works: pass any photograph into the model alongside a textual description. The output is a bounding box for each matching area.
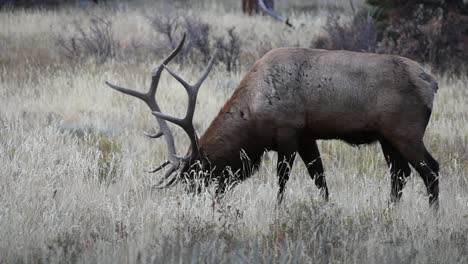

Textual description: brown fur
[193,48,440,207]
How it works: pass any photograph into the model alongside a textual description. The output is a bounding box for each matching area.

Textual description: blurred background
[1,0,467,75]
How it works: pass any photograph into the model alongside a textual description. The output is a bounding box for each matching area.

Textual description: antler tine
[150,110,199,159]
[193,50,218,91]
[142,131,163,139]
[183,51,218,142]
[154,51,217,143]
[151,111,186,128]
[147,160,170,173]
[105,81,146,101]
[105,34,185,109]
[152,165,179,189]
[105,34,187,167]
[162,50,217,104]
[151,51,217,161]
[161,65,191,92]
[148,33,186,97]
[155,175,180,189]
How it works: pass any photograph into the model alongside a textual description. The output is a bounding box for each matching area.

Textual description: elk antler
[105,34,186,189]
[152,50,217,164]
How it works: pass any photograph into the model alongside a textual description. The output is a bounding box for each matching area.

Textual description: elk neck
[197,76,265,176]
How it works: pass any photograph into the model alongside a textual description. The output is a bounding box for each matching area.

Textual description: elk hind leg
[298,141,329,200]
[392,139,440,208]
[380,139,412,204]
[276,151,296,204]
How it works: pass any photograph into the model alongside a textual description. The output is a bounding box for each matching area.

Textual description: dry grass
[0,1,467,263]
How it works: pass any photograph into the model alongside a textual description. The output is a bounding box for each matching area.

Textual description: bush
[56,17,116,64]
[369,0,468,74]
[184,16,212,63]
[311,10,377,53]
[215,27,241,73]
[148,10,242,72]
[0,0,99,8]
[148,8,182,52]
[148,11,212,64]
[313,1,468,75]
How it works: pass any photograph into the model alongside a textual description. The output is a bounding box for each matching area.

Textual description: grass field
[0,1,467,263]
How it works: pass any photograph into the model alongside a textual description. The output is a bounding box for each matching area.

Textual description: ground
[0,0,467,263]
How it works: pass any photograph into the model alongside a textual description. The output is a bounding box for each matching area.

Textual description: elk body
[107,35,439,207]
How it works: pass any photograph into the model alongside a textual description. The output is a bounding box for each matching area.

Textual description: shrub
[148,8,182,52]
[148,11,243,73]
[56,17,116,64]
[313,1,468,75]
[148,10,212,64]
[184,16,212,63]
[311,10,377,53]
[0,0,74,8]
[369,0,468,74]
[215,27,241,73]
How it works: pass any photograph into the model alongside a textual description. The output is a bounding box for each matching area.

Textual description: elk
[106,35,439,208]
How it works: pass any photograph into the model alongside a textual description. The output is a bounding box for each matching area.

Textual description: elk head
[106,34,216,192]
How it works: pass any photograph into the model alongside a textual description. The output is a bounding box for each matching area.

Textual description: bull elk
[106,35,439,208]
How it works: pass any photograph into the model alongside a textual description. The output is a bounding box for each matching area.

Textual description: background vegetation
[0,0,467,263]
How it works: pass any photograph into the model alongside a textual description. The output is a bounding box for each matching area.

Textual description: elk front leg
[277,151,296,204]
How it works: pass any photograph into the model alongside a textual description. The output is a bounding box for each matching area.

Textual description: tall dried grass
[0,1,467,263]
